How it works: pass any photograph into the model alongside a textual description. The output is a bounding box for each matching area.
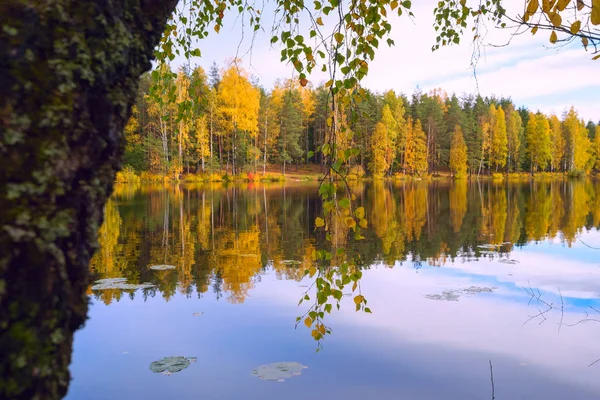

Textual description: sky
[171,0,599,122]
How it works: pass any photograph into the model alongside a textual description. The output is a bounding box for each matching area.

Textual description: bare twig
[489,360,495,400]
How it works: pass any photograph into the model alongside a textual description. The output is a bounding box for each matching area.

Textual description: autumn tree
[506,108,523,172]
[526,112,552,173]
[490,105,508,171]
[404,118,428,176]
[369,122,390,178]
[549,114,565,172]
[217,64,260,174]
[449,125,468,178]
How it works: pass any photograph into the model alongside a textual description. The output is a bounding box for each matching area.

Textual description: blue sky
[170,0,599,122]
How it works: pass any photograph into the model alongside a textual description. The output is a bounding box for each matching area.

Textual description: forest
[122,61,600,181]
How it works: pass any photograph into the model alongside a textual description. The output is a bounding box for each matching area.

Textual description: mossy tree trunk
[0,1,177,398]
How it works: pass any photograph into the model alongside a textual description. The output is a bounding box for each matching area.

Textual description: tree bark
[0,1,177,399]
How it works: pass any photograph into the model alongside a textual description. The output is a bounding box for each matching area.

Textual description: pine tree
[449,125,468,178]
[278,88,303,174]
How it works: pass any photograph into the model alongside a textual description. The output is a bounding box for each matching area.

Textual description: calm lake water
[67,180,600,400]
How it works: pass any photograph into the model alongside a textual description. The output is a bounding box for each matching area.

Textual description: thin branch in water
[489,360,495,400]
[558,287,564,332]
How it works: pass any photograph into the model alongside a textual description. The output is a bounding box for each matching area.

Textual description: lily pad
[499,258,519,264]
[251,362,308,382]
[425,286,496,302]
[149,264,176,271]
[149,356,197,375]
[91,278,155,291]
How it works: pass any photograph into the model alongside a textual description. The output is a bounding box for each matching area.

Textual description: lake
[67,179,600,400]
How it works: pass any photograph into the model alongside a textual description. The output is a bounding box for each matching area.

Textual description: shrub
[139,171,165,182]
[115,166,140,184]
[568,169,586,179]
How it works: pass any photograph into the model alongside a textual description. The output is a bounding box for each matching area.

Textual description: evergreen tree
[279,89,304,174]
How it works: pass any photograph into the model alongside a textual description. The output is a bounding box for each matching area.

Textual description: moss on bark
[0,1,177,398]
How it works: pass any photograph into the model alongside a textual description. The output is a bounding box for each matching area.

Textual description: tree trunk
[0,0,177,398]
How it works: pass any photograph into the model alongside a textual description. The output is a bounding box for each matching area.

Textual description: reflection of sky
[68,234,600,400]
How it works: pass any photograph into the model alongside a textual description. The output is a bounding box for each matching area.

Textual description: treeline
[124,61,600,178]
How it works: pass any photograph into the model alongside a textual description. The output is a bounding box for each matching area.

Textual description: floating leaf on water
[499,259,519,264]
[91,278,155,291]
[149,264,176,271]
[280,260,302,266]
[425,286,496,302]
[425,290,461,302]
[251,362,308,382]
[192,312,204,317]
[149,356,197,375]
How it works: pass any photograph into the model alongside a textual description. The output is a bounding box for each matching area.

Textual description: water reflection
[91,180,600,305]
[70,179,600,400]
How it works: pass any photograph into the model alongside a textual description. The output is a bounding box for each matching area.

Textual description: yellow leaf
[542,0,551,12]
[315,217,325,227]
[577,0,585,11]
[309,266,317,277]
[570,20,581,34]
[214,24,220,33]
[353,295,364,305]
[318,324,326,334]
[304,317,313,328]
[550,30,558,43]
[549,12,562,27]
[345,217,356,229]
[593,54,600,60]
[359,218,368,228]
[582,36,589,49]
[352,281,358,292]
[556,0,570,11]
[334,32,344,44]
[311,329,320,339]
[531,26,538,35]
[354,206,365,219]
[525,0,539,21]
[316,17,324,26]
[592,0,600,25]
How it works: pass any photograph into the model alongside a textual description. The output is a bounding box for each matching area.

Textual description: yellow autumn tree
[404,118,428,176]
[449,125,468,178]
[549,114,565,172]
[369,122,390,178]
[490,105,508,171]
[175,69,191,177]
[595,127,600,171]
[217,62,260,174]
[506,109,522,173]
[526,112,552,173]
[563,107,591,172]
